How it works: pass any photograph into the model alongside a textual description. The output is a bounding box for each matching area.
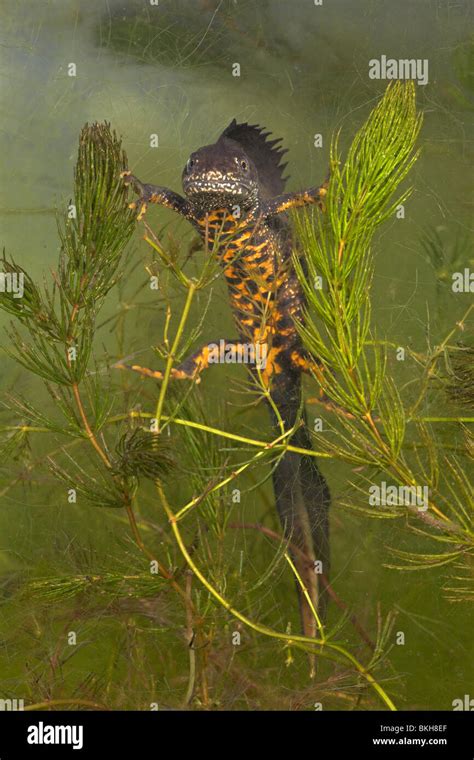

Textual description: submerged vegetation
[0,83,472,710]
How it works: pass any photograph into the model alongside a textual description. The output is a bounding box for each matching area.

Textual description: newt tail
[119,119,331,637]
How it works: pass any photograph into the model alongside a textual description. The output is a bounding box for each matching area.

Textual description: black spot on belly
[276,315,294,330]
[245,280,260,294]
[272,333,286,348]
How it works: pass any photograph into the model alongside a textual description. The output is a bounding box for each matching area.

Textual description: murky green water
[0,0,472,710]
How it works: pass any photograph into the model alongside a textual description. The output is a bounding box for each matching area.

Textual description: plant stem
[72,382,111,468]
[108,411,333,459]
[157,483,397,711]
[154,281,197,432]
[24,699,108,711]
[174,427,295,522]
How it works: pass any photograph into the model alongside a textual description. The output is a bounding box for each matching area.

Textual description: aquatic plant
[0,83,471,710]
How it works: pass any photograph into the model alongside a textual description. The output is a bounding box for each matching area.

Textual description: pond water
[0,0,472,710]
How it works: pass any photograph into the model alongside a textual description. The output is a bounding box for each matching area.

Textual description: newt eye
[240,159,248,171]
[186,158,194,172]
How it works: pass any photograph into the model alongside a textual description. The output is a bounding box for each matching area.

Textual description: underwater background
[0,0,472,710]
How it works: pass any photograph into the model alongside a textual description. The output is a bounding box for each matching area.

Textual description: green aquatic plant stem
[3,414,474,433]
[24,699,108,711]
[113,413,471,540]
[1,411,468,540]
[416,417,473,423]
[106,412,333,458]
[156,482,397,711]
[285,552,325,640]
[173,426,295,522]
[154,281,197,432]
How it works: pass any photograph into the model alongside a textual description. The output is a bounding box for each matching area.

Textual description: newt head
[182,135,259,210]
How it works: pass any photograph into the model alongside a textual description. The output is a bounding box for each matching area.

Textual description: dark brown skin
[118,120,331,639]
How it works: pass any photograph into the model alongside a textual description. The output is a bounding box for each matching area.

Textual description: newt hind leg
[114,339,244,384]
[290,350,325,388]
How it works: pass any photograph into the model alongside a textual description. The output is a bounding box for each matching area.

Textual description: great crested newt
[118,120,331,637]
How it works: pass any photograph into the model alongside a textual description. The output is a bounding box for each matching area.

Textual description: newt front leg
[262,177,329,216]
[121,171,191,221]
